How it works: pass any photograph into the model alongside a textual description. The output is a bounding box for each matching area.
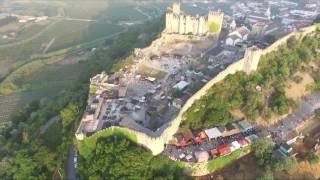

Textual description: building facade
[165,3,224,36]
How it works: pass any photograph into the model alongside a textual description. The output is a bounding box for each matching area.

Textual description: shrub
[306,152,320,164]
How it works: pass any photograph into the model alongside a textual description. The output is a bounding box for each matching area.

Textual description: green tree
[257,168,274,180]
[78,135,184,179]
[251,138,274,166]
[272,157,297,172]
[12,151,38,179]
[172,88,182,98]
[314,108,320,120]
[60,103,80,129]
[270,89,289,115]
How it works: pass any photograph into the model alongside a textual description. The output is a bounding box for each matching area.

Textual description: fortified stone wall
[81,25,318,156]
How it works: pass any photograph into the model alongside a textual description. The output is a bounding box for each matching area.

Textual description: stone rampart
[81,24,318,157]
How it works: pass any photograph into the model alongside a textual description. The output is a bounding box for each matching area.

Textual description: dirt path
[40,115,60,134]
[52,17,98,22]
[42,38,56,54]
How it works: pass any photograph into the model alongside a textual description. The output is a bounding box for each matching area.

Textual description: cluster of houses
[225,24,251,46]
[10,14,48,23]
[221,0,319,50]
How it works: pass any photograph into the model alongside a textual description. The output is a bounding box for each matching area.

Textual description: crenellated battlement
[165,3,224,36]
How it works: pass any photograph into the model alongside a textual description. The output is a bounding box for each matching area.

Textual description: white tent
[204,127,222,139]
[195,151,209,162]
[231,141,241,152]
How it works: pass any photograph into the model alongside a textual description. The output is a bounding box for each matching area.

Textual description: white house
[230,20,237,31]
[225,26,250,46]
[225,34,242,46]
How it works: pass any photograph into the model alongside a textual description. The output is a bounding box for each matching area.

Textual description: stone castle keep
[165,3,224,36]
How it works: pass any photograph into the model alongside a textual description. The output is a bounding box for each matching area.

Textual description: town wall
[80,25,318,159]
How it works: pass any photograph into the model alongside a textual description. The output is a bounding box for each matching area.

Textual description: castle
[165,3,224,36]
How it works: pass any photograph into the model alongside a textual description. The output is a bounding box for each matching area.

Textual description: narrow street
[268,92,320,143]
[67,147,77,180]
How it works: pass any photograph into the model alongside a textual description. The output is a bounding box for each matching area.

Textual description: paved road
[67,147,77,180]
[269,92,320,142]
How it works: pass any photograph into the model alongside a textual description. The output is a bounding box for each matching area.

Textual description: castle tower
[172,14,180,33]
[185,15,193,34]
[243,47,262,73]
[165,13,173,33]
[207,12,224,34]
[191,16,199,35]
[198,16,206,35]
[172,3,181,14]
[179,15,186,34]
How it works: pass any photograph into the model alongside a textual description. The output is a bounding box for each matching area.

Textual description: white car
[73,151,78,168]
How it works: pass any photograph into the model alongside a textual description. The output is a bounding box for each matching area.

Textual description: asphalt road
[67,147,76,180]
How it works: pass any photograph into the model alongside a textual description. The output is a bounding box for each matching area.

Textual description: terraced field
[0,95,19,128]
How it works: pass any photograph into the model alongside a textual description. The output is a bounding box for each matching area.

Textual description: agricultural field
[0,21,51,45]
[0,54,89,132]
[0,87,63,131]
[0,0,167,132]
[0,1,163,77]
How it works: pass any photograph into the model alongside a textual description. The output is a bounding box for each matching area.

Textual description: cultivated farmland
[0,0,166,131]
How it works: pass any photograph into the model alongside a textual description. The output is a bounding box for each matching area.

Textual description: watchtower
[242,47,262,73]
[207,12,224,33]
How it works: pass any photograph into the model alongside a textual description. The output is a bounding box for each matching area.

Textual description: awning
[198,131,208,139]
[204,127,222,139]
[179,139,189,147]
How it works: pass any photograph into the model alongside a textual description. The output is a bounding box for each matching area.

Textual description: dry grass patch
[285,71,314,100]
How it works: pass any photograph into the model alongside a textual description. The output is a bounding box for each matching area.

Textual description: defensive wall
[80,24,319,158]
